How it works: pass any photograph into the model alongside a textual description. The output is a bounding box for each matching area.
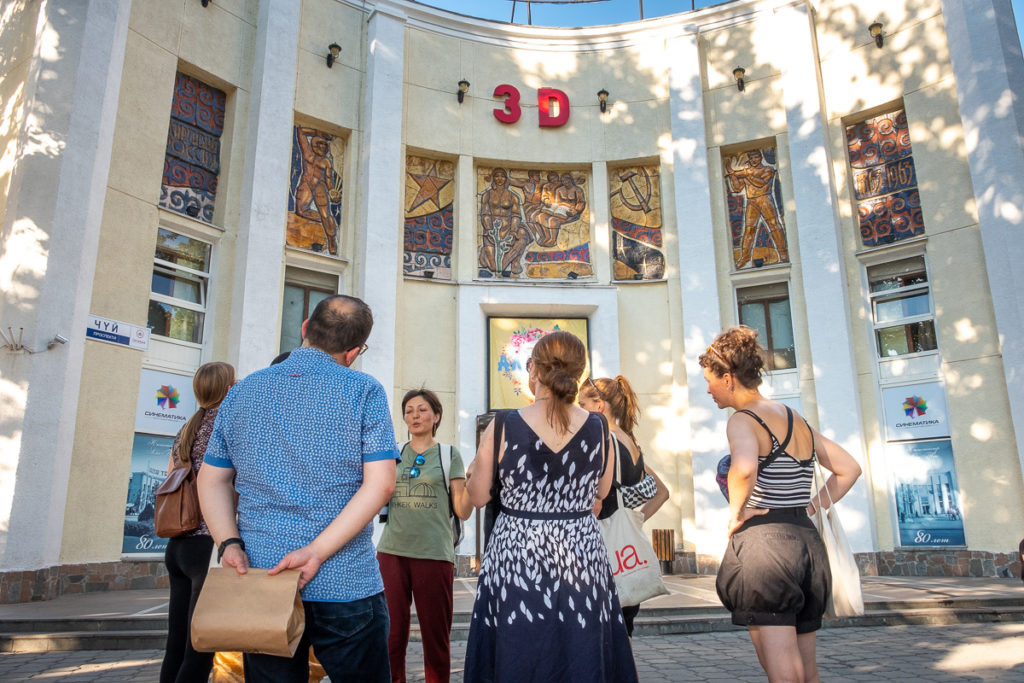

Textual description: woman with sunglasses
[578,374,670,642]
[700,326,861,683]
[376,389,472,683]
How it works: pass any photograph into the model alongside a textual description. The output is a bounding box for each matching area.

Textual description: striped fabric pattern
[740,408,815,509]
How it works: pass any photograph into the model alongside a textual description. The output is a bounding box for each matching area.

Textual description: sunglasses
[408,453,426,478]
[706,344,728,367]
[704,344,729,370]
[358,343,369,356]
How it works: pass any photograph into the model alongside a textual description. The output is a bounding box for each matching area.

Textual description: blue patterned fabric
[204,347,400,602]
[464,411,637,682]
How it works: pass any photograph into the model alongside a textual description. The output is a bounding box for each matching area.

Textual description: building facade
[2,0,1023,602]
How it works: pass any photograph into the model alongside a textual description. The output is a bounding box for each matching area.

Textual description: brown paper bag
[191,568,305,657]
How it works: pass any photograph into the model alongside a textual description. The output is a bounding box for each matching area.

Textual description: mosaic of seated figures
[159,72,225,224]
[404,155,454,279]
[477,167,592,279]
[724,146,789,270]
[287,125,344,256]
[846,109,924,247]
[610,164,665,280]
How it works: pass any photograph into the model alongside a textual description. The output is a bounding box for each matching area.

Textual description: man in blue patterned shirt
[199,295,399,682]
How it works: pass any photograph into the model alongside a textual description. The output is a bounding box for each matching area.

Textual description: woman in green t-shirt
[377,389,473,683]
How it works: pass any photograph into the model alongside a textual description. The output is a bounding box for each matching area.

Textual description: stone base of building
[858,549,1021,578]
[676,549,1021,580]
[1,560,170,604]
[3,548,1020,603]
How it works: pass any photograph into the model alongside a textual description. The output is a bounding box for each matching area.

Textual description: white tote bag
[810,462,864,618]
[599,439,669,607]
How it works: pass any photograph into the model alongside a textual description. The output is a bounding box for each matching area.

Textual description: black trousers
[160,535,215,683]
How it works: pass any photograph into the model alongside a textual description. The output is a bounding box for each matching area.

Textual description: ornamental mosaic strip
[846,110,925,247]
[476,168,592,280]
[287,126,344,257]
[404,155,454,279]
[723,147,789,270]
[609,164,665,280]
[159,73,226,223]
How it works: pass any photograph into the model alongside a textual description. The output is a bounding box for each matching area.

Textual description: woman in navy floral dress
[464,331,637,682]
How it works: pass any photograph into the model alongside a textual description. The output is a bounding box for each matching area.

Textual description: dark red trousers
[377,552,455,683]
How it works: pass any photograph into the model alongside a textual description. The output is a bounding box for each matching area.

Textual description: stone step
[3,605,1022,653]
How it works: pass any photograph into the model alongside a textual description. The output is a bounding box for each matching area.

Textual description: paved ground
[2,622,1023,681]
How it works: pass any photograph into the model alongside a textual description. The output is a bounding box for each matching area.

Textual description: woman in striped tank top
[699,326,861,683]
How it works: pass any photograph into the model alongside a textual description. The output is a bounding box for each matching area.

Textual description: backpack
[381,442,463,550]
[438,444,465,550]
[153,459,201,538]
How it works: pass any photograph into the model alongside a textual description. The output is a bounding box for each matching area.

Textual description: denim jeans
[243,591,390,683]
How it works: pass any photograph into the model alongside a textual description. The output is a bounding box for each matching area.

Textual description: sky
[414,0,1024,52]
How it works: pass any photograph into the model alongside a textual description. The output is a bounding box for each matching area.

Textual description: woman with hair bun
[579,374,669,640]
[700,326,861,683]
[464,331,637,682]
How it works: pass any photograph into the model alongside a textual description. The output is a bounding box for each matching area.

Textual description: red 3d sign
[493,84,570,127]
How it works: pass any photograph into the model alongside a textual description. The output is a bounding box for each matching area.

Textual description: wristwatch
[217,537,245,562]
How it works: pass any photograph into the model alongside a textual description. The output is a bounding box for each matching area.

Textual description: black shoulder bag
[481,410,508,550]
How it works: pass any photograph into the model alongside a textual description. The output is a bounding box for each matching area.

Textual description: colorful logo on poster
[902,395,927,418]
[497,326,552,398]
[156,385,180,409]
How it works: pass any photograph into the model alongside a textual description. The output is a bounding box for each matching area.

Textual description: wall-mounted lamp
[185,203,200,218]
[597,89,609,114]
[733,67,746,92]
[200,0,210,7]
[869,22,884,48]
[458,80,470,104]
[326,43,341,68]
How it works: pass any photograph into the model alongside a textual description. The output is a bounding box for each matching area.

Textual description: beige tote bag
[810,462,865,618]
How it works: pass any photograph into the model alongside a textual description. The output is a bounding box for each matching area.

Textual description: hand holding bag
[191,568,306,657]
[599,436,669,607]
[809,461,864,618]
[154,456,201,538]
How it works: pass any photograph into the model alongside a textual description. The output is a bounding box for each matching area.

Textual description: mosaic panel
[287,126,344,256]
[477,168,592,280]
[846,110,925,247]
[724,147,789,270]
[609,164,665,280]
[404,155,455,279]
[159,73,226,223]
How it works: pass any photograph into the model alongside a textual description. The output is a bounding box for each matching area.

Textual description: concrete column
[590,161,612,282]
[0,0,130,570]
[942,0,1024,480]
[227,0,300,377]
[773,4,874,551]
[455,154,477,282]
[666,33,727,555]
[356,2,407,405]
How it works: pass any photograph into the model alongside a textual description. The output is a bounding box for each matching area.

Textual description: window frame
[279,265,340,354]
[736,282,797,373]
[866,255,938,360]
[148,228,213,346]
